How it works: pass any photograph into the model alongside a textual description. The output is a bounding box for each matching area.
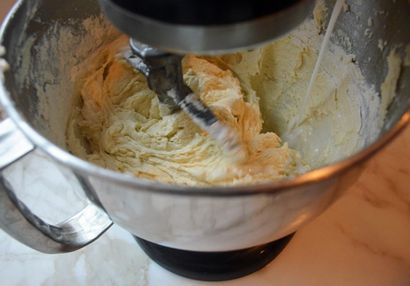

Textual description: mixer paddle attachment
[124,39,245,162]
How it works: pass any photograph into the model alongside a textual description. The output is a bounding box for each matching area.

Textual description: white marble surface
[0,125,409,286]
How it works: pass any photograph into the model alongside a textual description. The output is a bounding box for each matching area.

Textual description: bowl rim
[1,0,409,198]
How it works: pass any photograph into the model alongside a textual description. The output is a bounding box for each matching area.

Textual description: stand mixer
[96,0,315,280]
[1,0,408,283]
[99,0,315,158]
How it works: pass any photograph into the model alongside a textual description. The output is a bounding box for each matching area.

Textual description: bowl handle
[0,118,113,253]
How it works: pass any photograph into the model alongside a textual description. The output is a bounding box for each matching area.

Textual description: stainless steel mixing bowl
[0,0,408,254]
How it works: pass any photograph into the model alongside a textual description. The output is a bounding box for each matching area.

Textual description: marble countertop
[1,125,410,286]
[1,1,410,285]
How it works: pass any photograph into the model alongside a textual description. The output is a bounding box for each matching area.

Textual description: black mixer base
[134,234,294,281]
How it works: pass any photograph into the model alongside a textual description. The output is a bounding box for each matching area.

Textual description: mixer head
[99,0,315,54]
